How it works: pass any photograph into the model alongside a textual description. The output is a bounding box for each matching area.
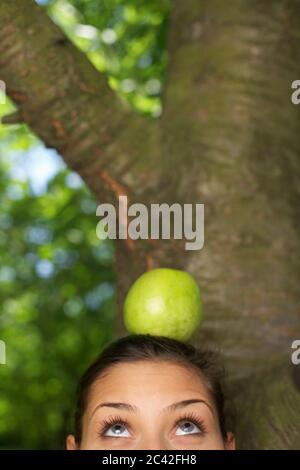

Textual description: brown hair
[73,334,234,443]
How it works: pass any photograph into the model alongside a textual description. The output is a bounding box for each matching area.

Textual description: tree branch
[0,0,158,203]
[0,0,165,337]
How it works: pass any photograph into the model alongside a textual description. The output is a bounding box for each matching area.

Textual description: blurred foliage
[0,153,116,448]
[47,0,171,116]
[0,0,170,449]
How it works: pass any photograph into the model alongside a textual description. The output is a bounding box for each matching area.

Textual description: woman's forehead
[86,360,213,410]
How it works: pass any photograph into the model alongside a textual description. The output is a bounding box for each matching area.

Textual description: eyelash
[98,412,207,438]
[98,415,128,438]
[177,412,207,436]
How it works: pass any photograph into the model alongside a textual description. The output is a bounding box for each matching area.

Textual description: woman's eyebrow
[163,398,214,415]
[91,398,214,420]
[91,402,138,418]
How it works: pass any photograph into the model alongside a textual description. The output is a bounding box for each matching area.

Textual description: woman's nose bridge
[138,440,169,450]
[137,429,172,450]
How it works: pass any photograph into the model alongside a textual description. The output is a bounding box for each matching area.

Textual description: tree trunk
[1,0,300,449]
[158,0,300,449]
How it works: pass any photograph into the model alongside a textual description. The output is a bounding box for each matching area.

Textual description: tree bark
[1,0,300,449]
[0,0,160,321]
[160,0,300,449]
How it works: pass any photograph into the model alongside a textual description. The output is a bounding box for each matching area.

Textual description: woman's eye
[175,420,201,436]
[104,423,130,438]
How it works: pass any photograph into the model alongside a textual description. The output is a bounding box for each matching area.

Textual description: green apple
[124,268,203,341]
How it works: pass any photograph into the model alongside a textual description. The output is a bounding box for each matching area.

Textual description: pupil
[182,421,193,431]
[113,424,123,434]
